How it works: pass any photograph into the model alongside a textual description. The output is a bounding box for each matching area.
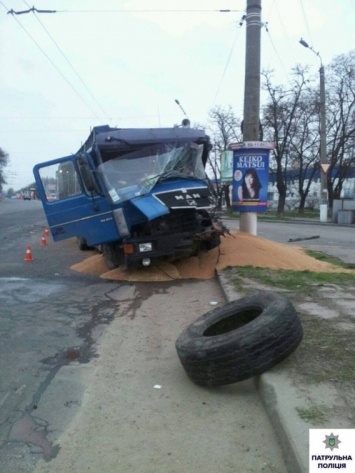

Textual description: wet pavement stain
[40,295,118,368]
[7,291,120,464]
[3,281,174,466]
[113,283,173,319]
[9,413,59,461]
[65,348,81,360]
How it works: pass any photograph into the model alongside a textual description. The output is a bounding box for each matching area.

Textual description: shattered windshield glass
[97,142,206,204]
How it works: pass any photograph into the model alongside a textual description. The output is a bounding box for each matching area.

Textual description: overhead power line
[299,0,314,47]
[1,1,106,122]
[21,0,111,121]
[212,14,246,105]
[7,6,55,15]
[63,9,242,13]
[263,24,290,80]
[10,16,102,120]
[6,6,242,15]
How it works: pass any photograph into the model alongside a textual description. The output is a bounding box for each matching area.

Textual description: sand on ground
[70,232,354,282]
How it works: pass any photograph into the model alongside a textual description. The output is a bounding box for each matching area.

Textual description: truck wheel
[77,237,94,251]
[102,243,125,270]
[175,291,303,387]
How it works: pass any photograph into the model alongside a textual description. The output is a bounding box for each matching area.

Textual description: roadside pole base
[240,212,257,235]
[320,204,328,223]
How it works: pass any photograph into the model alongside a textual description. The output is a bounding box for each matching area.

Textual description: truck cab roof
[79,125,211,165]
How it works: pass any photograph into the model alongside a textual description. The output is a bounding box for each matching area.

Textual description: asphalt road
[0,199,126,471]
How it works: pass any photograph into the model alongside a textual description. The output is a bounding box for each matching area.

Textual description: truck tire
[175,291,303,387]
[102,243,125,270]
[77,237,94,251]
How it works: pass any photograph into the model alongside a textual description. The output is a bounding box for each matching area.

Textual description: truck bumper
[123,230,215,267]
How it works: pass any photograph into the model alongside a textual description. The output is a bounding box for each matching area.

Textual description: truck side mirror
[77,155,101,195]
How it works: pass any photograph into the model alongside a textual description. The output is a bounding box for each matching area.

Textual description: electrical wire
[0,114,175,120]
[261,0,303,83]
[1,1,104,122]
[21,0,111,122]
[212,17,245,105]
[0,1,9,13]
[58,9,243,14]
[4,6,243,15]
[0,129,89,133]
[298,0,314,47]
[1,128,87,134]
[2,2,241,124]
[263,24,291,81]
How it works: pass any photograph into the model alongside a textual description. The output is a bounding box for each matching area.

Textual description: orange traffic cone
[41,235,47,246]
[44,228,49,237]
[24,246,33,261]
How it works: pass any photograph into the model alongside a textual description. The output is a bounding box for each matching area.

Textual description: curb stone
[216,270,308,473]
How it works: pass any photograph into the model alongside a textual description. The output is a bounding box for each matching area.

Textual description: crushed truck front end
[33,125,221,268]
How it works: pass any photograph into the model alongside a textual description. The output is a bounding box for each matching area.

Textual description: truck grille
[148,209,205,236]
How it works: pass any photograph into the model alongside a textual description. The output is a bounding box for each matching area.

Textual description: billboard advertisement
[231,142,273,213]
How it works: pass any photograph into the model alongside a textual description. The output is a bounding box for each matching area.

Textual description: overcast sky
[0,0,354,191]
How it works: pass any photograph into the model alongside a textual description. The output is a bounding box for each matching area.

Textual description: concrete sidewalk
[217,252,355,473]
[33,280,287,473]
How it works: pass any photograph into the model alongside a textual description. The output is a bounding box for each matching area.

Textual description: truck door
[33,155,120,246]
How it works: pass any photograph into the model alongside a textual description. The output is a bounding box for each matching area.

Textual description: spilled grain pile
[70,231,353,282]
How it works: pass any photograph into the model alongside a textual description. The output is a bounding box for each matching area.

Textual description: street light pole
[299,38,328,222]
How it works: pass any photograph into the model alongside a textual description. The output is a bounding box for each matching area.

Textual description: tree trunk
[276,173,286,217]
[277,193,286,218]
[298,194,306,213]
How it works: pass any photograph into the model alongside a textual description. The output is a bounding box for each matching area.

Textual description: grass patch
[305,249,355,269]
[222,266,355,292]
[296,406,327,424]
[222,209,320,220]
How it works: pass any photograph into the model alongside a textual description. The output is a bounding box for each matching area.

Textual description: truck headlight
[139,242,153,253]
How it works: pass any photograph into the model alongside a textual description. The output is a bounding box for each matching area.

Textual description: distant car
[23,194,31,200]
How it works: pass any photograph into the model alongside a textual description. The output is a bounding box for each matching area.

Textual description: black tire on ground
[101,243,125,270]
[77,237,94,251]
[175,291,303,387]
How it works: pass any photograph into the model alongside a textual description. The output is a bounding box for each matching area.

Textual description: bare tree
[262,66,312,216]
[204,105,242,211]
[0,147,9,193]
[289,87,320,212]
[325,51,355,207]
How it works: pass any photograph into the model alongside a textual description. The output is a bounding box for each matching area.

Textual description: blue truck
[33,123,222,269]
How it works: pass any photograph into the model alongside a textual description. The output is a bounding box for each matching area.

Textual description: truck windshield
[98,142,206,204]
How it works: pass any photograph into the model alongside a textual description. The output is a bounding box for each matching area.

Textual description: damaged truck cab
[33,124,221,268]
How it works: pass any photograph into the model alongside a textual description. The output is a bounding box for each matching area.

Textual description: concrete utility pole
[240,0,262,235]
